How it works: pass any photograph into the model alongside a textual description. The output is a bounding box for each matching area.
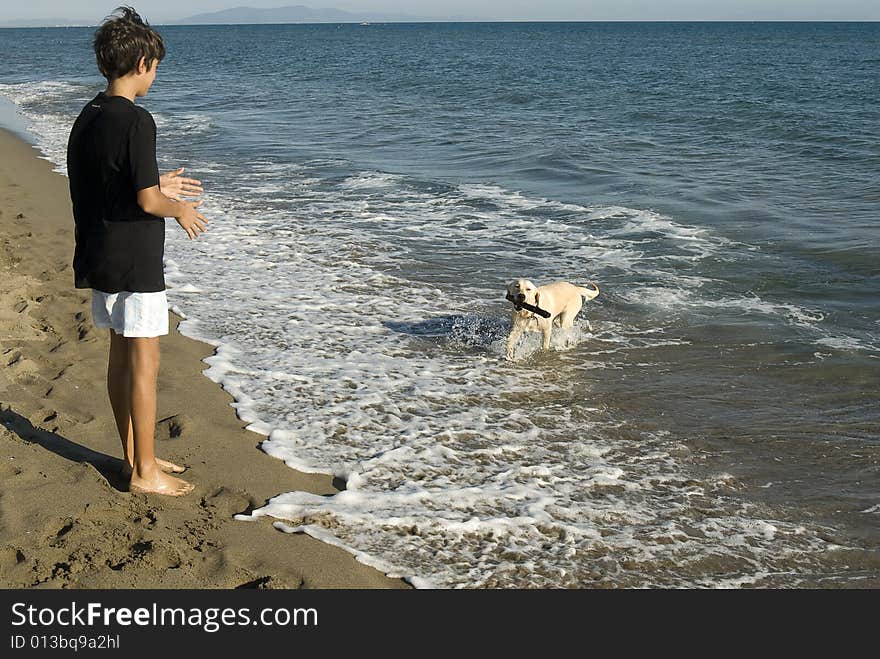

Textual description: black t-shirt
[67,91,165,293]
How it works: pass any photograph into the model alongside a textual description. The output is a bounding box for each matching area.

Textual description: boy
[67,6,208,496]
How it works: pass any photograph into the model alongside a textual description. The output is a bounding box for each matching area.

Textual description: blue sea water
[1,22,878,587]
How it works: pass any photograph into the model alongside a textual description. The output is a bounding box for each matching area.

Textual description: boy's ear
[136,56,147,74]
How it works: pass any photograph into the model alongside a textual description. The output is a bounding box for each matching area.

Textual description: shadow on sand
[0,404,128,491]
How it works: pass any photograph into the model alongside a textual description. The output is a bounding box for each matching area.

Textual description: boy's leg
[128,335,159,471]
[107,330,184,475]
[107,330,135,467]
[125,335,193,496]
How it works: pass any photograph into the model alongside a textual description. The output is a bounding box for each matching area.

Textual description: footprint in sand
[199,486,256,518]
[74,311,95,340]
[77,324,96,342]
[158,414,190,440]
[236,575,297,589]
[0,460,24,478]
[0,547,28,572]
[33,408,95,432]
[129,509,159,530]
[5,348,23,366]
[51,364,73,381]
[5,351,43,386]
[48,520,75,549]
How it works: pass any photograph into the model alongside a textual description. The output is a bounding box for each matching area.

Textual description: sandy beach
[0,127,408,589]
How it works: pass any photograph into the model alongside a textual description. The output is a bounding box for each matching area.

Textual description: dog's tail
[577,282,600,300]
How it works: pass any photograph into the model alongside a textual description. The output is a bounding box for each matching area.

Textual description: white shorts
[91,289,169,338]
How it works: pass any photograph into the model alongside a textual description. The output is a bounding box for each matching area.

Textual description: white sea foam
[815,334,878,354]
[340,171,407,189]
[0,80,86,106]
[170,283,202,293]
[272,521,429,587]
[459,183,590,213]
[0,108,72,173]
[703,296,826,329]
[0,81,99,174]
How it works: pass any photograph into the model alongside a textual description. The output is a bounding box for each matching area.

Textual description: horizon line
[2,19,879,28]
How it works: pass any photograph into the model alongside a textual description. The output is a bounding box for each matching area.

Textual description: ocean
[1,21,877,587]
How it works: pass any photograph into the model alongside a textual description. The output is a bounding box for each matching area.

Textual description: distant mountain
[0,5,490,28]
[175,4,478,25]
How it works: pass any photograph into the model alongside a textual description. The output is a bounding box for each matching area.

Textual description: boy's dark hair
[93,6,165,81]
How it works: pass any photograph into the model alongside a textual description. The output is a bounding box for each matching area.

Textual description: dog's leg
[506,326,523,360]
[541,321,552,351]
[562,298,582,329]
[559,301,581,348]
[557,312,573,347]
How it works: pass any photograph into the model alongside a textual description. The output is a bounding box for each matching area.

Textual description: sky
[1,1,878,23]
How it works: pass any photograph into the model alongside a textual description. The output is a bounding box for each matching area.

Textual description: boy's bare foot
[120,457,186,479]
[129,470,194,497]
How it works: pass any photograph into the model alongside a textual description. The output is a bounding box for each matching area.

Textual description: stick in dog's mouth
[505,293,551,318]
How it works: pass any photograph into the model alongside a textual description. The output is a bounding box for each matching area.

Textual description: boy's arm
[130,110,207,240]
[137,186,209,240]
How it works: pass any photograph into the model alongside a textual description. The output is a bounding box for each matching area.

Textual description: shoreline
[0,127,410,589]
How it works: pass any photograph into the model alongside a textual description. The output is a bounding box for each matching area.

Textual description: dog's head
[506,279,539,314]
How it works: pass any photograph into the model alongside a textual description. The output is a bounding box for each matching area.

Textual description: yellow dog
[505,279,599,359]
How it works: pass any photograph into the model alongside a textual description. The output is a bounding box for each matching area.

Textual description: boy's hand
[160,167,203,200]
[176,200,209,240]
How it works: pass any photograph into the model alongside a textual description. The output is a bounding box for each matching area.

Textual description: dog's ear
[534,291,540,308]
